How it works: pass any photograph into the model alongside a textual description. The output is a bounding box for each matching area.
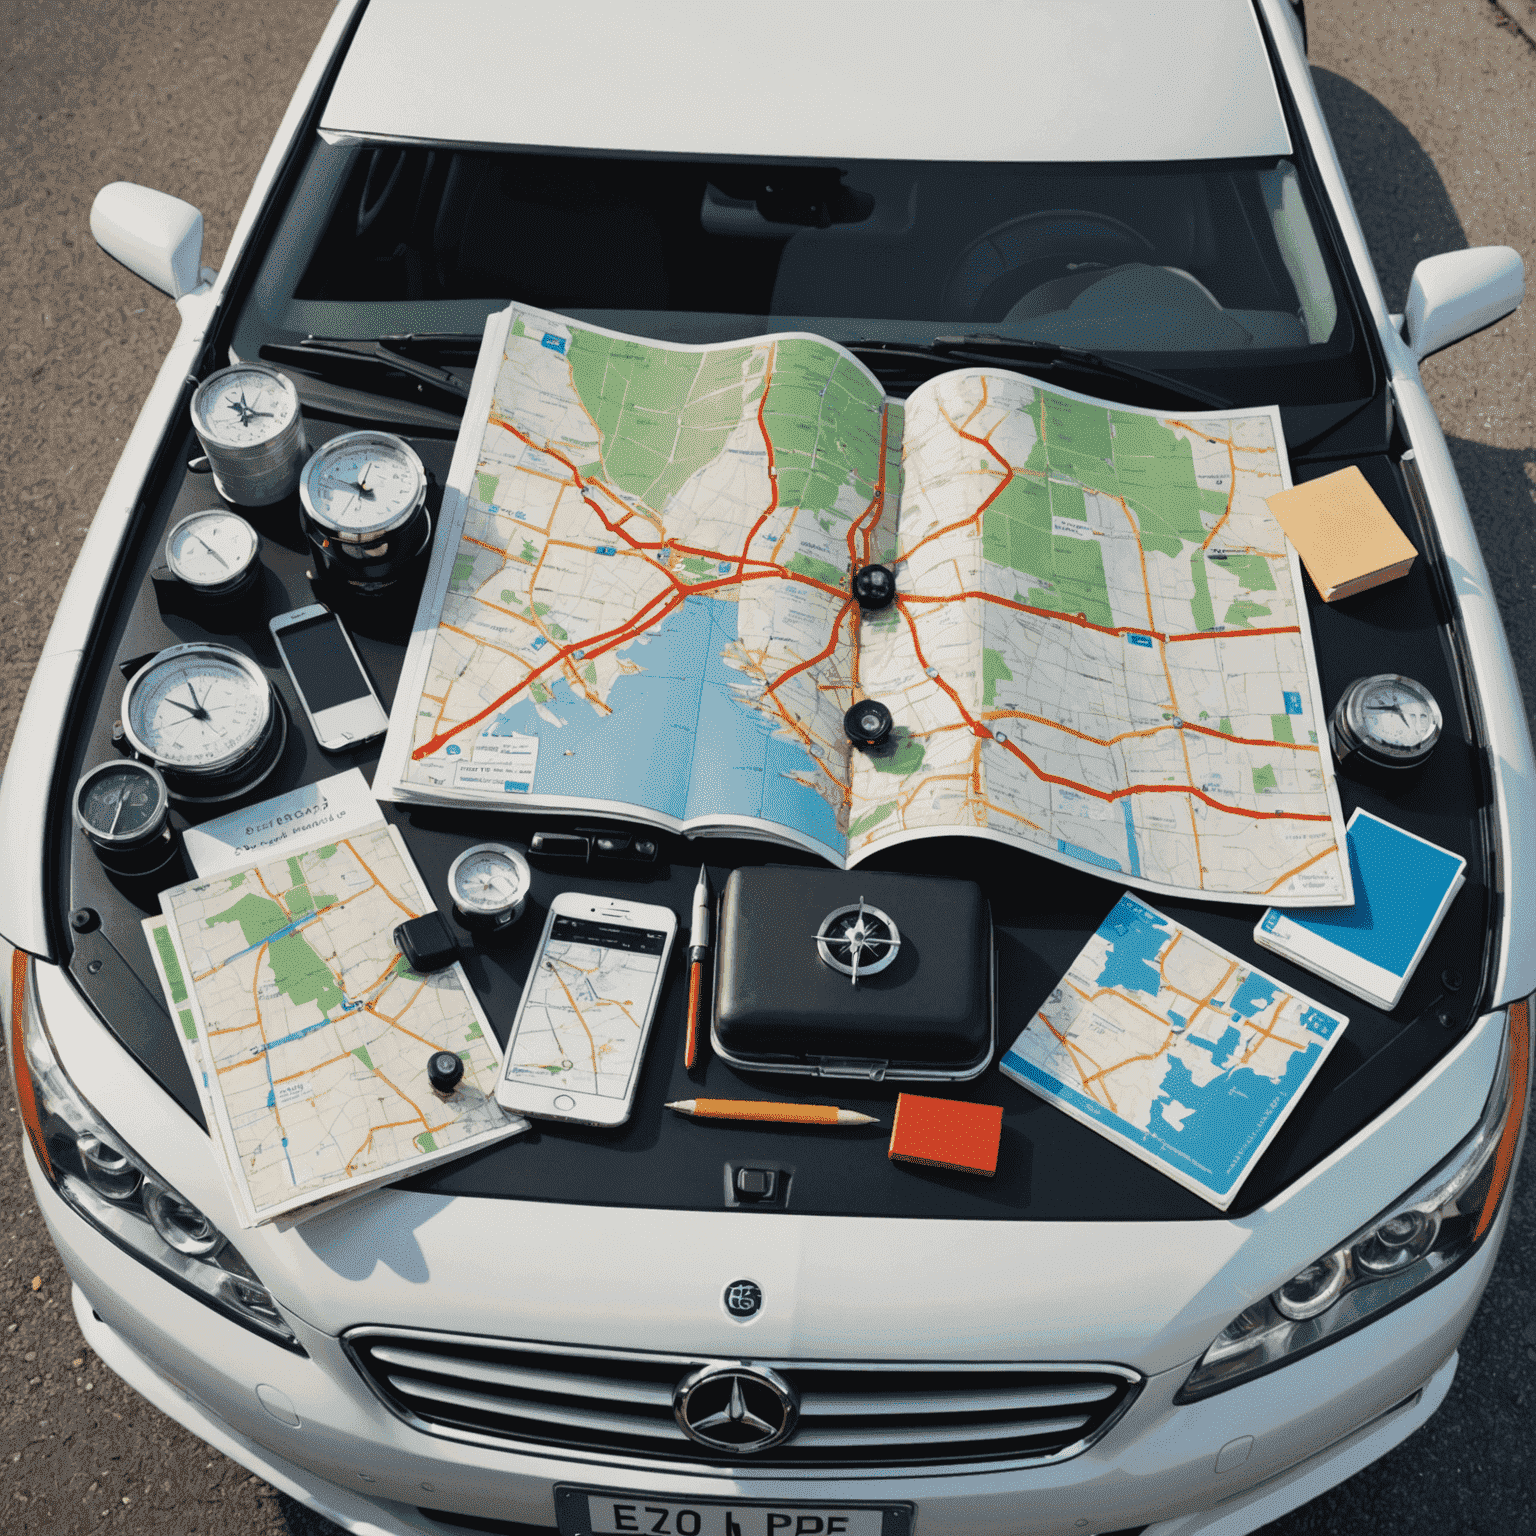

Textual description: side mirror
[1403,245,1524,361]
[89,182,208,299]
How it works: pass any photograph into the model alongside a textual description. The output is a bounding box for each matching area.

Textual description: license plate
[555,1487,913,1536]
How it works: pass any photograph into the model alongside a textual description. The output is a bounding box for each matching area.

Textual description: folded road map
[1001,893,1348,1209]
[376,304,1351,905]
[144,821,525,1227]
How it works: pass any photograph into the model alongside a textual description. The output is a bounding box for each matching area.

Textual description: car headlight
[7,952,303,1353]
[1178,998,1530,1402]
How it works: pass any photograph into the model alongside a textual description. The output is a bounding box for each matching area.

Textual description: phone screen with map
[496,899,676,1126]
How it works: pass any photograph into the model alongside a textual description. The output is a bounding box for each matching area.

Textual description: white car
[4,3,1531,1534]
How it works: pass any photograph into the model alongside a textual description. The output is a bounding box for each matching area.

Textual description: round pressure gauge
[164,509,260,599]
[72,760,178,875]
[447,843,531,931]
[299,431,431,591]
[120,642,286,802]
[189,364,307,506]
[1329,673,1443,773]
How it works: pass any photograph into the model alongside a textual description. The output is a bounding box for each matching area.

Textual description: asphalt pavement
[1,2,1533,1533]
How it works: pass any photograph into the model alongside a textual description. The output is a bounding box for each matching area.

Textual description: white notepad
[1256,810,1466,1011]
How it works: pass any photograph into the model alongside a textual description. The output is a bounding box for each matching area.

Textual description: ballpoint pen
[684,865,711,1070]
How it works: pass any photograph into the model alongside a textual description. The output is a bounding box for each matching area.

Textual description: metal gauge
[1329,673,1443,773]
[164,509,260,598]
[299,430,431,591]
[72,760,178,875]
[189,363,306,506]
[448,843,531,931]
[120,643,286,802]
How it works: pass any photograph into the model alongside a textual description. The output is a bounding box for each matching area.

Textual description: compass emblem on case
[815,897,901,984]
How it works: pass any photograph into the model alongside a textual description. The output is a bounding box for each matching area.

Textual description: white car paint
[320,0,1291,164]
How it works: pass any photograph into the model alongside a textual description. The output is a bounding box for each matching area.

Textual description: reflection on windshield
[296,147,1348,357]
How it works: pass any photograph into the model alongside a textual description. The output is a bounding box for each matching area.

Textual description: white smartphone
[269,604,389,751]
[496,890,678,1127]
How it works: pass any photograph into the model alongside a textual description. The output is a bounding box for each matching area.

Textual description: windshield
[240,140,1367,404]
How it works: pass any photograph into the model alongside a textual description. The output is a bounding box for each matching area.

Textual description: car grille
[344,1327,1140,1470]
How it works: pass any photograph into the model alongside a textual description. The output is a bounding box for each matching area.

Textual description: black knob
[427,1051,465,1095]
[852,563,895,610]
[844,699,894,748]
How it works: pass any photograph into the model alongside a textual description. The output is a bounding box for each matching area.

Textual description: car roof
[320,0,1292,163]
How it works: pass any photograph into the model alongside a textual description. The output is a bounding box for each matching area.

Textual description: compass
[815,897,901,984]
[447,843,531,931]
[1329,674,1442,773]
[120,642,286,802]
[163,509,260,599]
[72,760,178,875]
[299,430,431,591]
[189,363,307,506]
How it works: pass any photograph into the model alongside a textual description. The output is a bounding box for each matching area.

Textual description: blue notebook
[1256,810,1465,1010]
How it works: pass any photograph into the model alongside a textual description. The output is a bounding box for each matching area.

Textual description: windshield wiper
[851,336,1230,410]
[260,333,479,413]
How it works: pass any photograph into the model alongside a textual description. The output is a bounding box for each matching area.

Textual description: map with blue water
[1001,893,1347,1209]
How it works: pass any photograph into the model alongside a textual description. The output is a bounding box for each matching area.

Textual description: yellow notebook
[1266,465,1417,602]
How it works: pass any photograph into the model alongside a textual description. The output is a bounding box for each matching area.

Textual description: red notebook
[888,1094,1003,1177]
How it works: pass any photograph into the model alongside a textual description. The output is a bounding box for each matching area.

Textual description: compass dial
[165,509,259,594]
[300,431,427,541]
[448,843,531,927]
[73,761,169,846]
[815,898,901,983]
[192,365,298,449]
[122,644,274,775]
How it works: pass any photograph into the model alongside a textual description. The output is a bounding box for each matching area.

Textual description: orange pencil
[666,1098,881,1127]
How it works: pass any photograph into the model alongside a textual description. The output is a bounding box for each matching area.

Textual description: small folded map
[376,302,1352,905]
[1001,894,1347,1209]
[144,820,525,1226]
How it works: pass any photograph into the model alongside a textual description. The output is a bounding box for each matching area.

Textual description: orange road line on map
[764,599,856,697]
[254,866,290,915]
[206,1021,262,1036]
[895,596,1331,825]
[1179,962,1240,1040]
[461,535,507,555]
[1262,846,1337,892]
[1177,731,1205,887]
[733,341,780,571]
[468,595,541,629]
[1038,1007,1118,1114]
[272,1053,351,1086]
[341,839,418,920]
[1240,998,1309,1058]
[372,997,435,1042]
[1199,439,1238,552]
[979,708,1318,755]
[894,588,1301,647]
[374,1069,429,1128]
[550,964,600,1078]
[346,1120,422,1176]
[893,389,1014,572]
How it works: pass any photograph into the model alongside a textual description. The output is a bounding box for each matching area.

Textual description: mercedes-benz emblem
[673,1362,799,1453]
[815,896,900,984]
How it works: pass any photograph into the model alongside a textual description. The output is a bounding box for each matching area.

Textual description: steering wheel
[942,210,1157,322]
[355,148,409,239]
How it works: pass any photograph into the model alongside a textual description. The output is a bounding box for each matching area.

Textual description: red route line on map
[416,361,1320,831]
[894,596,1331,825]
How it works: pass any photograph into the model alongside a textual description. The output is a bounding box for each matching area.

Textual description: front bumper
[36,1132,1502,1536]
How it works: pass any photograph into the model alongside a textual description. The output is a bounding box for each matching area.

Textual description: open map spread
[1000,894,1348,1208]
[144,822,524,1226]
[376,303,1352,905]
